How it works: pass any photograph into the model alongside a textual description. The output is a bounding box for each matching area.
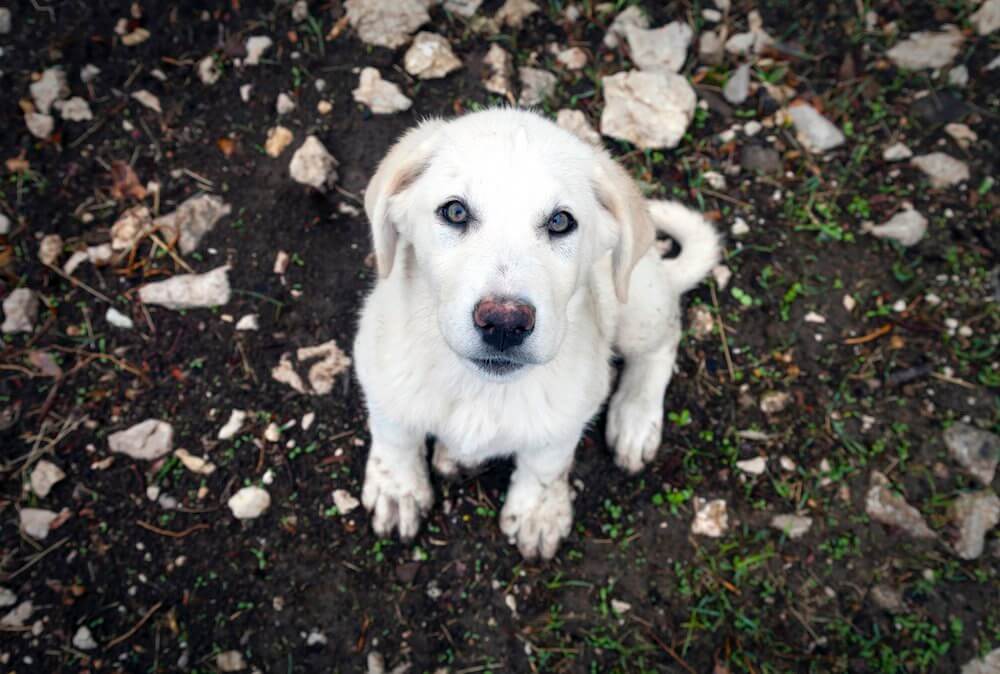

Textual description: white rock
[517,67,557,106]
[292,0,310,22]
[702,170,726,190]
[0,8,10,34]
[306,630,327,647]
[887,26,963,70]
[216,650,247,672]
[725,13,772,56]
[963,648,1000,674]
[111,205,153,251]
[910,152,969,188]
[333,489,360,514]
[743,120,762,136]
[81,64,101,83]
[218,410,248,440]
[770,514,812,539]
[610,599,632,614]
[20,508,58,540]
[691,498,728,537]
[712,264,732,290]
[688,304,714,339]
[495,0,539,28]
[804,311,826,324]
[951,491,1000,560]
[302,411,316,430]
[1,601,33,628]
[228,486,271,520]
[944,423,999,486]
[444,0,482,17]
[404,32,462,80]
[882,142,912,162]
[106,307,134,329]
[865,207,927,247]
[155,194,232,254]
[483,44,513,97]
[971,0,1000,35]
[556,47,587,70]
[760,391,791,414]
[788,104,845,153]
[30,67,69,114]
[723,63,751,104]
[0,214,9,235]
[175,448,217,476]
[265,126,294,158]
[2,288,39,334]
[604,5,649,49]
[698,30,725,65]
[276,92,296,115]
[30,460,65,498]
[56,97,93,122]
[139,266,231,309]
[198,56,221,85]
[272,354,308,394]
[947,64,969,87]
[109,419,174,460]
[736,456,767,475]
[625,22,692,73]
[731,216,749,236]
[600,70,696,149]
[38,233,63,266]
[944,122,976,148]
[264,422,281,443]
[131,89,162,113]
[556,109,601,146]
[865,472,935,539]
[352,68,412,114]
[73,626,98,650]
[298,339,352,395]
[0,588,16,608]
[240,83,253,102]
[235,314,259,331]
[244,36,273,65]
[289,136,339,191]
[25,112,54,139]
[344,0,429,49]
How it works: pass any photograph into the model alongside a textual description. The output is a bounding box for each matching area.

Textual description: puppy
[354,108,719,559]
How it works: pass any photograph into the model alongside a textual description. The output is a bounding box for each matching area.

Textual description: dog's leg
[500,442,575,559]
[430,438,460,478]
[361,412,433,541]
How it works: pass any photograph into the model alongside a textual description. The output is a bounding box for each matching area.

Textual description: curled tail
[646,200,722,294]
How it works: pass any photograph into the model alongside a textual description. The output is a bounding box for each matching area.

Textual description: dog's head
[364,108,654,380]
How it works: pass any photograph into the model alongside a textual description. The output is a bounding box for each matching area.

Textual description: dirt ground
[1,1,998,672]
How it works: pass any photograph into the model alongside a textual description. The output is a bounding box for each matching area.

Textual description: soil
[1,1,998,673]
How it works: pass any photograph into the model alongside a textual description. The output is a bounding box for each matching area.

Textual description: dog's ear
[593,153,656,303]
[364,120,444,279]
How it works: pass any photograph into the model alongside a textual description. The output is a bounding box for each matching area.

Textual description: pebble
[740,144,782,174]
[175,449,217,476]
[20,508,58,540]
[736,456,767,475]
[131,90,162,113]
[1,601,33,628]
[0,8,9,34]
[403,32,462,80]
[352,68,412,114]
[804,311,826,324]
[292,0,309,22]
[731,217,749,237]
[604,5,649,49]
[265,126,294,157]
[556,109,602,146]
[943,423,999,486]
[723,63,751,104]
[625,22,693,73]
[788,103,845,153]
[770,514,812,539]
[106,307,135,329]
[962,647,1000,674]
[333,489,360,514]
[882,142,913,162]
[290,136,339,191]
[947,64,969,87]
[865,207,927,247]
[25,112,54,139]
[198,56,221,85]
[0,588,15,608]
[691,498,728,537]
[911,152,970,188]
[887,26,963,70]
[712,265,732,290]
[216,650,247,672]
[29,460,65,498]
[517,67,557,107]
[240,84,253,102]
[56,97,93,122]
[865,471,936,539]
[235,314,259,331]
[276,92,296,115]
[482,44,513,97]
[556,46,587,70]
[218,410,247,440]
[228,486,271,520]
[108,419,174,461]
[944,122,977,149]
[344,0,430,49]
[244,36,272,65]
[72,626,98,650]
[971,0,1000,35]
[600,70,696,149]
[951,491,1000,560]
[760,391,791,414]
[139,266,231,309]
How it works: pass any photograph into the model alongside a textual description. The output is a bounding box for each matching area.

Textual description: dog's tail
[646,200,722,294]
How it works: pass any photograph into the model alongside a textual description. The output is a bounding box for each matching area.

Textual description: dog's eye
[438,200,470,227]
[547,211,577,236]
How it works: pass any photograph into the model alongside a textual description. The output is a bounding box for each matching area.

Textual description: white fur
[354,109,719,559]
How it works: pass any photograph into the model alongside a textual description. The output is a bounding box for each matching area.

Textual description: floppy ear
[364,120,444,279]
[593,152,656,303]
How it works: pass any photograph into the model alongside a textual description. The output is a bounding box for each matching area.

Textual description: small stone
[600,70,696,149]
[111,206,153,251]
[736,456,767,475]
[865,207,927,247]
[483,44,513,97]
[306,630,327,647]
[944,122,977,149]
[131,89,162,113]
[556,109,601,146]
[276,92,296,115]
[139,266,232,309]
[72,626,98,651]
[495,0,539,28]
[20,508,58,540]
[740,145,782,174]
[218,410,247,440]
[625,22,692,73]
[56,97,93,122]
[30,67,69,114]
[698,30,725,65]
[702,8,722,22]
[731,217,750,237]
[175,448,217,476]
[788,103,845,153]
[0,214,9,235]
[0,8,10,34]
[610,599,632,614]
[109,419,174,460]
[882,142,912,162]
[30,460,65,498]
[352,68,412,114]
[1,601,33,628]
[216,650,247,672]
[298,339,352,395]
[804,311,826,324]
[971,0,1000,35]
[951,491,1000,560]
[691,498,728,537]
[235,314,259,331]
[0,588,15,608]
[445,0,482,17]
[963,648,1000,674]
[865,472,936,539]
[688,304,714,340]
[81,64,101,83]
[333,489,360,514]
[604,5,649,49]
[264,422,281,443]
[344,0,429,49]
[292,0,309,22]
[702,170,726,190]
[517,67,557,106]
[556,47,587,70]
[240,84,253,102]
[911,152,969,188]
[244,36,273,65]
[770,514,812,539]
[38,234,63,266]
[289,136,339,191]
[870,584,906,613]
[944,423,999,486]
[723,63,751,105]
[154,194,231,255]
[712,265,732,290]
[947,64,969,87]
[317,100,332,115]
[121,27,150,46]
[265,126,294,157]
[887,26,963,70]
[760,391,791,415]
[25,112,54,139]
[2,289,40,334]
[106,307,134,329]
[228,486,271,520]
[404,32,462,80]
[843,295,857,312]
[197,56,221,85]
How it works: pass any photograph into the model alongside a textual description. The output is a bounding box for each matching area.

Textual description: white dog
[354,108,719,559]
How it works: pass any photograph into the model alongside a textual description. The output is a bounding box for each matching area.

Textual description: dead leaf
[217,137,236,157]
[109,161,147,201]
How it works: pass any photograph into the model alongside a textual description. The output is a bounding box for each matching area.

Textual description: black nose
[473,297,536,352]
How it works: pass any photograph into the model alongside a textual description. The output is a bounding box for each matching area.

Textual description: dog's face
[364,109,654,380]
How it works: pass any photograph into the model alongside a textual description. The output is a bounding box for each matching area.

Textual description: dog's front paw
[361,452,433,541]
[500,478,573,560]
[606,389,663,474]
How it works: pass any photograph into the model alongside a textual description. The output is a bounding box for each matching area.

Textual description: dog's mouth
[469,357,525,377]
